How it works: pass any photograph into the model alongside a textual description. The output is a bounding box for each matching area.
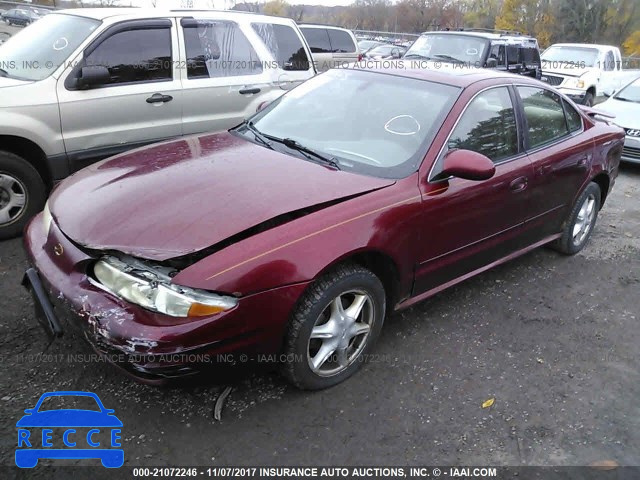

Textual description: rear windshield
[0,13,100,81]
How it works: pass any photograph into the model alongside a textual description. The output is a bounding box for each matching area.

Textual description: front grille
[625,129,640,138]
[622,146,640,160]
[542,74,564,86]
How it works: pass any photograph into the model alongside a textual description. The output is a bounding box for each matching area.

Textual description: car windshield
[404,34,488,63]
[249,69,459,179]
[0,13,100,81]
[541,46,599,67]
[614,77,640,103]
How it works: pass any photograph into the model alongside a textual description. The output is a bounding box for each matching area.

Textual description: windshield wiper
[0,68,9,77]
[237,120,273,150]
[404,53,431,60]
[614,96,636,103]
[262,134,340,170]
[433,54,465,64]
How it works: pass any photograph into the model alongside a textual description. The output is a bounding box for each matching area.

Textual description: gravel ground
[0,164,638,478]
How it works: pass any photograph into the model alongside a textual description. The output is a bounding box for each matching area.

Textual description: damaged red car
[23,68,624,389]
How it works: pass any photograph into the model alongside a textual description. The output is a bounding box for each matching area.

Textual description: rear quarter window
[252,23,310,71]
[327,29,356,53]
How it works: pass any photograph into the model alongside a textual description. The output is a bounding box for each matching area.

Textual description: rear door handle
[509,176,528,192]
[146,93,173,104]
[239,87,261,95]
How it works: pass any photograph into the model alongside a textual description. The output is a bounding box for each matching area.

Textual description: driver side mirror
[77,65,110,89]
[440,149,495,181]
[486,58,498,68]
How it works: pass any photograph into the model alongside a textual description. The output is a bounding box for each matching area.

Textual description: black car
[2,8,38,26]
[403,29,542,79]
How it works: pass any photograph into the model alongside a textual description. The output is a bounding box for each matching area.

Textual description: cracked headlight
[42,201,53,237]
[92,255,237,318]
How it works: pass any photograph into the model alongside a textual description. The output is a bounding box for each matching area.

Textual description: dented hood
[50,132,394,260]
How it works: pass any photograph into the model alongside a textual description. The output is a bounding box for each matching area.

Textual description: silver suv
[0,8,316,238]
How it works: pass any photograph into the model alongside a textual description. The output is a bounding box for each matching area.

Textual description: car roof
[547,43,617,51]
[53,7,289,22]
[420,30,536,42]
[357,66,541,88]
[299,24,352,31]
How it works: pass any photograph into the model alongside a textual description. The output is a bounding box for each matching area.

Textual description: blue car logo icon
[16,391,123,468]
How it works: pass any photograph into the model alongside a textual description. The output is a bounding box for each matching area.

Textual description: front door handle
[509,176,528,192]
[576,155,589,168]
[239,87,261,95]
[146,93,173,104]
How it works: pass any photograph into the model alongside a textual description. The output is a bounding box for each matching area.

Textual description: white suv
[0,8,316,238]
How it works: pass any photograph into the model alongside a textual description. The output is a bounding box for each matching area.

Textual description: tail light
[358,53,363,61]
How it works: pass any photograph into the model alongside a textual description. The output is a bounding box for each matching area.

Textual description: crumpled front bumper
[22,213,310,383]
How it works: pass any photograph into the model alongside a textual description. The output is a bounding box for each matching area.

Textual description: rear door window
[563,99,583,132]
[183,20,262,79]
[327,29,355,53]
[251,23,310,71]
[301,28,331,53]
[518,87,570,148]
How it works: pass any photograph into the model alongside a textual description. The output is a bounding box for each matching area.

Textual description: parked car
[23,68,624,389]
[364,44,406,59]
[598,75,640,163]
[404,29,541,79]
[0,8,316,239]
[540,43,631,106]
[357,40,385,55]
[299,25,361,72]
[2,8,38,26]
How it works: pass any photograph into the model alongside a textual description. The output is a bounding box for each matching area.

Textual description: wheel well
[587,86,596,96]
[0,136,51,188]
[591,173,610,207]
[330,251,401,310]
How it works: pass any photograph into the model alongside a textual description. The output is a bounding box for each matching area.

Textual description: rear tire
[282,264,386,390]
[551,182,601,255]
[0,151,47,240]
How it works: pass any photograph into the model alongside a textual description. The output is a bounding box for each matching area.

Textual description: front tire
[282,264,386,390]
[552,182,601,255]
[583,92,594,107]
[0,151,47,240]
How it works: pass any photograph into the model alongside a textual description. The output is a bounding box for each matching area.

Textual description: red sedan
[23,68,624,389]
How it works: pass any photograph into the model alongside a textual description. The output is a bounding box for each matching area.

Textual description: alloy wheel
[307,290,374,377]
[572,193,596,246]
[0,173,27,226]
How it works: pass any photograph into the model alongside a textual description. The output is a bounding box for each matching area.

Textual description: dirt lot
[0,165,639,478]
[0,21,21,39]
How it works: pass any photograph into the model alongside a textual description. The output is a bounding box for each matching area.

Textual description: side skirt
[396,233,562,311]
